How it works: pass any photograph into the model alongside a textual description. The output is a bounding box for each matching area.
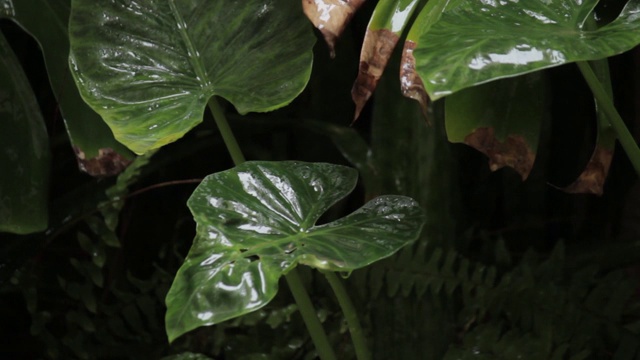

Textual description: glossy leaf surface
[445,72,548,180]
[69,0,315,154]
[1,0,133,175]
[165,161,425,342]
[414,0,640,99]
[0,32,50,234]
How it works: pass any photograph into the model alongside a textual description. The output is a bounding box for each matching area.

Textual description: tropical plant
[2,0,640,359]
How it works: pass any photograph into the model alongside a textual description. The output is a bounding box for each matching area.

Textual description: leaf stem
[285,271,338,360]
[207,96,337,360]
[577,61,640,176]
[207,97,246,165]
[323,271,372,360]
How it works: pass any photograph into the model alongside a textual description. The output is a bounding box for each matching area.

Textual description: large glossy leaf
[0,32,50,234]
[165,161,425,342]
[445,72,549,180]
[413,0,640,99]
[69,0,315,154]
[1,0,133,176]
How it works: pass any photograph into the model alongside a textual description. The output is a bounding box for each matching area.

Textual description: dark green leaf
[0,32,50,234]
[414,0,640,99]
[445,72,549,180]
[69,0,315,154]
[165,161,425,342]
[0,0,133,175]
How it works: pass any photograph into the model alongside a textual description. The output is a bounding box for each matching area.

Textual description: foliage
[1,0,640,359]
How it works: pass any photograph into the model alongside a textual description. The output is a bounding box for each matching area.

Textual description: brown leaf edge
[560,146,613,196]
[464,127,536,180]
[302,0,366,58]
[74,147,132,177]
[351,28,400,121]
[400,40,429,122]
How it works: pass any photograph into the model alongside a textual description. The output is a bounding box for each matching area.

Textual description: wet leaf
[352,0,420,120]
[445,73,549,180]
[165,161,425,342]
[302,0,366,57]
[400,0,457,116]
[69,0,315,154]
[0,32,50,234]
[413,0,640,99]
[0,0,133,175]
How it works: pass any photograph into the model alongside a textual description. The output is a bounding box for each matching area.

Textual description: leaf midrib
[168,0,212,93]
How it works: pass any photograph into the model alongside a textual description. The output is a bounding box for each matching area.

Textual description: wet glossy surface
[413,0,640,99]
[0,33,50,234]
[165,161,425,341]
[69,0,315,154]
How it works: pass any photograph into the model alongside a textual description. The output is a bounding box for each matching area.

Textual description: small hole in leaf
[247,255,259,262]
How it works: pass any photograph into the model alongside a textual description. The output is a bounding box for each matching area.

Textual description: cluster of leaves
[2,0,640,359]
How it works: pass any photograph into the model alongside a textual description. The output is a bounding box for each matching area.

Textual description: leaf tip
[464,127,535,180]
[400,41,430,123]
[74,147,133,177]
[302,0,365,59]
[560,146,613,196]
[351,29,400,122]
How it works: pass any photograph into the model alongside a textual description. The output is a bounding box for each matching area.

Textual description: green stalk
[206,97,337,360]
[208,98,246,165]
[323,271,372,360]
[577,61,640,176]
[286,270,338,360]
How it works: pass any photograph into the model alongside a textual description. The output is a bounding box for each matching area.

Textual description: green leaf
[445,72,549,180]
[0,32,50,234]
[414,0,640,99]
[165,161,425,342]
[69,0,315,154]
[0,0,133,175]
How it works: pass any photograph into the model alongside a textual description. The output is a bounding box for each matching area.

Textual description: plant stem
[285,271,338,360]
[207,97,246,165]
[323,271,372,360]
[207,96,337,360]
[577,61,640,176]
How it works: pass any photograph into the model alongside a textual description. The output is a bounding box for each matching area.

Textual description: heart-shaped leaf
[69,0,315,154]
[165,161,425,342]
[413,0,640,99]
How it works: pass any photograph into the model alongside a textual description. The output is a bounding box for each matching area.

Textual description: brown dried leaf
[74,147,132,177]
[464,127,536,180]
[351,28,399,121]
[400,40,429,120]
[302,0,366,57]
[561,146,613,196]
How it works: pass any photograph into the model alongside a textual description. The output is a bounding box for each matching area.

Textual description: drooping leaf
[413,0,640,99]
[445,72,549,180]
[562,60,616,195]
[0,32,50,234]
[400,0,458,116]
[165,161,425,342]
[69,0,315,154]
[302,0,366,57]
[0,0,133,175]
[352,0,421,120]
